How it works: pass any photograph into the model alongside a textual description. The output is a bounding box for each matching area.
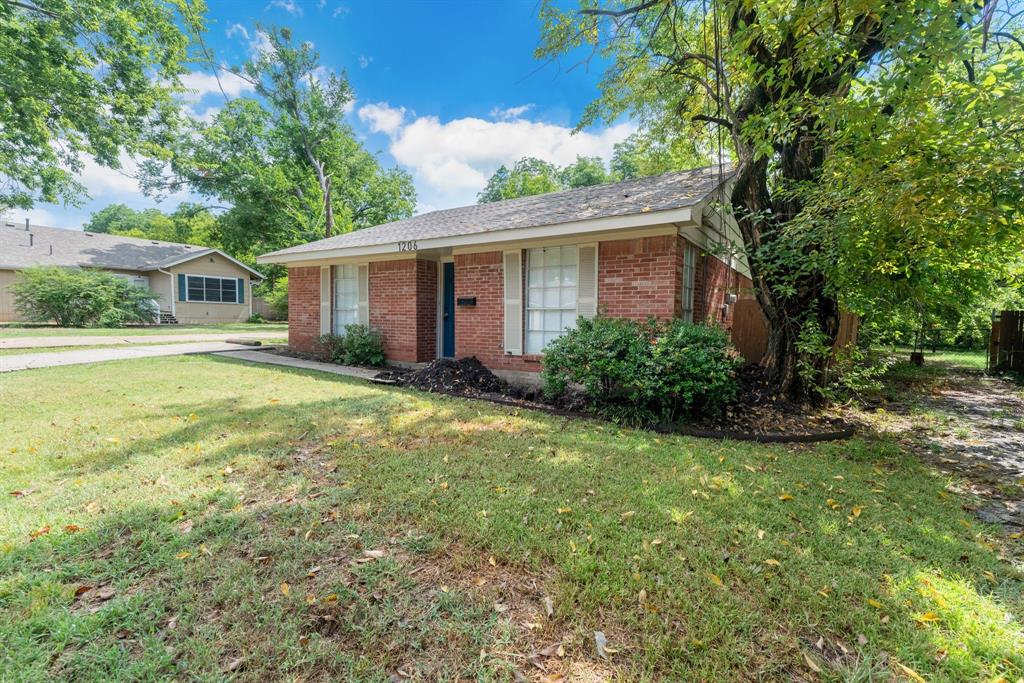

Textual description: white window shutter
[319,266,331,335]
[577,243,598,319]
[503,250,523,355]
[357,263,370,325]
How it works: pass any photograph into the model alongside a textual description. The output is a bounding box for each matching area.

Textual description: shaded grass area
[0,322,288,338]
[0,356,1021,681]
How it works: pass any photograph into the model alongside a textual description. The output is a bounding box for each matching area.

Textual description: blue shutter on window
[177,274,186,301]
[237,278,244,304]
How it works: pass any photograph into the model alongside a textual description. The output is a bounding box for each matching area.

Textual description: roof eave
[257,206,696,265]
[142,249,264,279]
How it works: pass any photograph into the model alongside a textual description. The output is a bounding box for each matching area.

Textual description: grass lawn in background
[0,340,287,357]
[883,347,989,371]
[0,356,1020,681]
[0,322,288,338]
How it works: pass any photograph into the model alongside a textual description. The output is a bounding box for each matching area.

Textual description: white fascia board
[257,207,696,265]
[144,249,264,280]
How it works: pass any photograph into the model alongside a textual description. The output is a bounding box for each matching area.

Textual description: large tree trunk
[730,133,841,403]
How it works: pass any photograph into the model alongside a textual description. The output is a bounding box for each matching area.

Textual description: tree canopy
[83,203,221,248]
[539,0,1024,399]
[142,26,415,276]
[0,0,199,210]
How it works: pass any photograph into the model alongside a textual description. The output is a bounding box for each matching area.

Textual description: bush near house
[11,266,157,327]
[542,315,741,425]
[315,324,386,366]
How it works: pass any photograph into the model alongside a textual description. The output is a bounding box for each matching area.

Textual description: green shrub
[315,324,385,367]
[263,277,288,320]
[542,315,742,425]
[11,266,157,327]
[246,313,267,323]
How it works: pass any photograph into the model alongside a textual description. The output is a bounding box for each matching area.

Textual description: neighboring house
[0,220,262,324]
[258,166,757,382]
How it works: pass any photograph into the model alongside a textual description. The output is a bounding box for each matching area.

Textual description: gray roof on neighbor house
[262,164,732,259]
[0,221,262,277]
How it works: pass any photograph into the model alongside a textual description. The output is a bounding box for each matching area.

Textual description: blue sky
[19,0,634,230]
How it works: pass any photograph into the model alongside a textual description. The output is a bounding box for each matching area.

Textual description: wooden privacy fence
[730,297,859,364]
[991,310,1024,371]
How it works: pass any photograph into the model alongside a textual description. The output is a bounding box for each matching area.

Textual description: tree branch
[2,0,59,19]
[692,113,734,130]
[580,0,662,19]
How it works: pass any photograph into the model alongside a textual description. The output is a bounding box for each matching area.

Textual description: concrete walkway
[0,332,283,350]
[0,342,260,372]
[215,349,380,380]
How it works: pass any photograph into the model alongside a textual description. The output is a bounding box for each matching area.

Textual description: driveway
[0,332,282,350]
[0,342,261,372]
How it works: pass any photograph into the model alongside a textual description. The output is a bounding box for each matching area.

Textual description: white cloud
[225,23,249,40]
[489,104,533,121]
[364,103,636,210]
[2,207,63,229]
[332,5,349,18]
[357,102,407,136]
[180,70,255,100]
[268,0,302,16]
[358,54,373,69]
[250,30,274,57]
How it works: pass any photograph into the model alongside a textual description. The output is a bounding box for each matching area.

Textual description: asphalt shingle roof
[263,164,732,258]
[0,221,212,271]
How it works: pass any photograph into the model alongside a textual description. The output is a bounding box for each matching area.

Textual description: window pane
[526,331,543,355]
[528,288,543,307]
[205,278,222,303]
[187,276,205,302]
[560,286,576,307]
[544,248,560,267]
[221,279,237,303]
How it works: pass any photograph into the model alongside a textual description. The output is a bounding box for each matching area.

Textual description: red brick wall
[414,260,438,361]
[288,266,321,353]
[693,248,753,331]
[369,259,437,363]
[597,235,681,320]
[454,251,543,372]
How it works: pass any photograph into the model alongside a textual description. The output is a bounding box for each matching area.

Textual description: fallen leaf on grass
[764,559,780,567]
[355,549,386,564]
[779,493,794,501]
[851,506,863,518]
[803,652,822,673]
[914,612,940,626]
[707,573,725,588]
[175,551,191,560]
[178,519,193,534]
[544,596,554,617]
[280,582,290,596]
[29,525,50,540]
[224,657,244,672]
[63,524,82,533]
[866,598,883,610]
[894,662,926,682]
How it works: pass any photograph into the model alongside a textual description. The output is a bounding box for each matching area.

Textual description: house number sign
[397,240,419,252]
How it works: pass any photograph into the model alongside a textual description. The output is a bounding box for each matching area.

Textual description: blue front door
[442,261,455,358]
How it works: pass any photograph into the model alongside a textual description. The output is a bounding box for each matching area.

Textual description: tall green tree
[84,203,221,247]
[610,132,709,180]
[143,26,415,270]
[0,0,200,209]
[559,155,610,188]
[539,0,1023,400]
[478,157,562,203]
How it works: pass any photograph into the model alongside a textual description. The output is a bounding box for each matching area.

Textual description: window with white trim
[185,275,239,303]
[681,243,697,322]
[525,245,578,354]
[333,264,358,332]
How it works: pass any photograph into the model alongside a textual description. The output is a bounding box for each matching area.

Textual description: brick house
[258,166,756,382]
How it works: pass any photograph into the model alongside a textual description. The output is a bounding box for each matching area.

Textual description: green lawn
[0,340,286,357]
[1,357,1020,681]
[0,322,288,338]
[885,347,989,371]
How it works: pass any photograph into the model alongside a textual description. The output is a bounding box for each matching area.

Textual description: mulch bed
[376,357,854,442]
